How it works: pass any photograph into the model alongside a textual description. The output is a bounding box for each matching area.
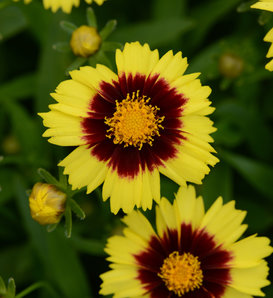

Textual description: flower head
[70,25,102,58]
[100,185,273,297]
[251,0,273,71]
[29,182,66,225]
[39,42,218,214]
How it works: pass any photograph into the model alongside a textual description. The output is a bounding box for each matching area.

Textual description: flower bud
[219,52,244,78]
[29,183,66,225]
[70,25,102,58]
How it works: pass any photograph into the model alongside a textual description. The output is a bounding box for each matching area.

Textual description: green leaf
[46,223,59,233]
[0,276,6,294]
[0,6,27,41]
[86,7,97,28]
[0,74,36,101]
[69,199,86,220]
[37,168,60,187]
[220,150,273,200]
[99,20,117,41]
[7,278,16,297]
[60,21,77,34]
[52,42,71,53]
[64,205,72,238]
[112,18,193,47]
[152,0,186,19]
[71,236,106,256]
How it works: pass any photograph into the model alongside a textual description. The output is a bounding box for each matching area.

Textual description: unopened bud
[70,25,102,58]
[219,53,244,78]
[29,183,66,225]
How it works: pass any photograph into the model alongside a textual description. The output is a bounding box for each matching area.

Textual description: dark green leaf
[37,168,60,187]
[60,21,77,34]
[86,7,97,28]
[69,199,86,220]
[64,206,72,238]
[7,278,15,297]
[99,20,117,41]
[52,42,71,53]
[220,150,273,200]
[65,57,86,75]
[71,236,105,256]
[0,276,6,294]
[101,41,123,52]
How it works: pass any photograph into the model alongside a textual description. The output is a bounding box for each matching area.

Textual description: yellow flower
[100,185,273,297]
[29,182,66,225]
[13,0,106,13]
[70,25,102,58]
[39,42,218,214]
[251,0,273,71]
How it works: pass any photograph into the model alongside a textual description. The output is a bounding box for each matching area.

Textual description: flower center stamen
[158,251,203,296]
[105,91,164,149]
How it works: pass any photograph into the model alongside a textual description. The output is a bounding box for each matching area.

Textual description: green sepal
[65,57,87,76]
[86,7,97,28]
[64,205,72,238]
[99,20,117,41]
[52,42,71,53]
[0,276,7,294]
[69,199,86,220]
[37,168,60,188]
[101,41,123,52]
[60,21,77,34]
[7,278,15,297]
[46,223,59,233]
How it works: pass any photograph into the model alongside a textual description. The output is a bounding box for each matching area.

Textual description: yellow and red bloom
[39,42,218,214]
[29,182,66,225]
[100,185,273,297]
[251,0,273,71]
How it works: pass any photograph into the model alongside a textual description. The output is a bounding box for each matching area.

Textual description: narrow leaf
[47,223,59,233]
[100,20,117,41]
[65,57,86,75]
[64,206,72,238]
[69,199,85,220]
[101,41,123,52]
[60,21,77,34]
[7,278,15,297]
[37,168,60,187]
[0,276,6,294]
[86,7,97,28]
[52,42,71,53]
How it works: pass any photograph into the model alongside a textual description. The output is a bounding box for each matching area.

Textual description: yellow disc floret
[105,91,164,150]
[158,251,203,296]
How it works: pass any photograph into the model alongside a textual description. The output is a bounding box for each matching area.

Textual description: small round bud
[219,53,244,78]
[70,25,102,58]
[29,183,66,225]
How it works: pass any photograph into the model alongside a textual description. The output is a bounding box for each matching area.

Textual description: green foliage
[0,0,273,297]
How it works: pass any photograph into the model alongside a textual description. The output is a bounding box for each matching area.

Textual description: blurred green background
[0,0,272,296]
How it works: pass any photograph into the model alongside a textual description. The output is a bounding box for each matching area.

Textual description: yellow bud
[219,53,244,78]
[29,183,66,225]
[70,25,102,58]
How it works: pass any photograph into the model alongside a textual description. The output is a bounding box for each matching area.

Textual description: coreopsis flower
[39,42,218,214]
[70,25,102,58]
[251,0,273,71]
[29,182,66,225]
[13,0,106,13]
[100,185,273,297]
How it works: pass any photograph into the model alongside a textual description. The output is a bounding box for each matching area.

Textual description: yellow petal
[156,197,176,237]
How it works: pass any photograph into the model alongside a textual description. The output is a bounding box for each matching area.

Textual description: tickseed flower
[13,0,106,13]
[39,42,218,214]
[29,182,66,225]
[100,185,273,297]
[70,25,102,58]
[252,0,273,71]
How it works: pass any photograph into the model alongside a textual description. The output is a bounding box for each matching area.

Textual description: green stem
[15,281,58,298]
